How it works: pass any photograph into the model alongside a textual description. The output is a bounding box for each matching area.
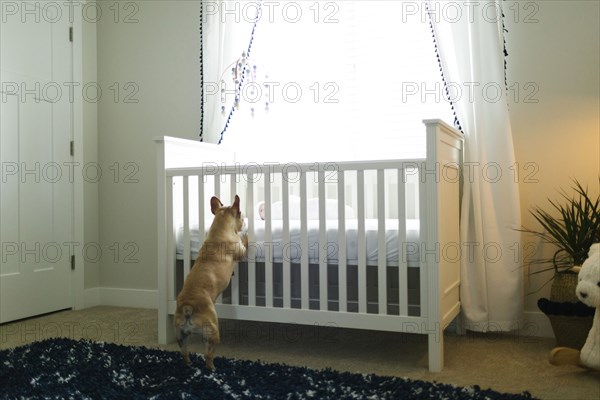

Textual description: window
[221,1,454,162]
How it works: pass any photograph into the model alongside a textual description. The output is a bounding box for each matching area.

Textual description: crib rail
[166,159,425,316]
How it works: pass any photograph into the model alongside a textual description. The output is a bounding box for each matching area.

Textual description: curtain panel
[201,0,258,143]
[429,0,523,331]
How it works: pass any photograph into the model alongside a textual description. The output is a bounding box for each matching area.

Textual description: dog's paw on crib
[240,232,249,248]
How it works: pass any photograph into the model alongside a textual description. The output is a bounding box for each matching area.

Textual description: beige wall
[506,1,600,312]
[96,1,201,291]
[91,1,599,319]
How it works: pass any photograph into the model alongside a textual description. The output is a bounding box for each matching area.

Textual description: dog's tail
[175,304,194,330]
[175,304,195,338]
[182,305,194,320]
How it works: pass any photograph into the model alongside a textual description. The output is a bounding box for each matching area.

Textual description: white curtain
[429,0,523,331]
[201,0,257,144]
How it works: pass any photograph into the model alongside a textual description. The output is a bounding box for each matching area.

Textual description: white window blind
[222,1,455,162]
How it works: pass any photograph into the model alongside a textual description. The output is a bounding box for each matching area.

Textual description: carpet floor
[1,338,536,399]
[0,306,598,399]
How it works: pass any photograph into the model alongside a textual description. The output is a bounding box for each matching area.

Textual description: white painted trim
[99,288,157,309]
[156,138,170,343]
[446,312,553,339]
[84,287,158,309]
[71,0,85,310]
[84,287,101,308]
[523,310,554,338]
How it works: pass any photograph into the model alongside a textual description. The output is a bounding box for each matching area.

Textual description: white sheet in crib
[176,218,421,267]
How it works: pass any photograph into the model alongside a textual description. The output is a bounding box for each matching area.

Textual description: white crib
[155,119,463,372]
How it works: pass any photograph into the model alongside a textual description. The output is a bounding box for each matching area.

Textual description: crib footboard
[156,119,463,372]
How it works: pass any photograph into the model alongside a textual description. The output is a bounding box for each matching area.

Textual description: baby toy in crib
[256,197,355,220]
[549,243,600,370]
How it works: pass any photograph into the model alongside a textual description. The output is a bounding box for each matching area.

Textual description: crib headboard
[421,119,463,349]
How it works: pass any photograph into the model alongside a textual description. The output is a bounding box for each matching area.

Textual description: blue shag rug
[0,338,536,399]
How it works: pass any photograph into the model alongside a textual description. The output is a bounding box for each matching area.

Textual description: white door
[0,2,73,322]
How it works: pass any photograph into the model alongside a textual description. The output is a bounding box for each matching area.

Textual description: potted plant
[519,178,600,349]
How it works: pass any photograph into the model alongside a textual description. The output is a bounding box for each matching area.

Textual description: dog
[173,195,247,369]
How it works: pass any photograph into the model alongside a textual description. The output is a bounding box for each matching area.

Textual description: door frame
[71,2,85,310]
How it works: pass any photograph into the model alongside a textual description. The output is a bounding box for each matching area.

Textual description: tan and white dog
[174,195,247,369]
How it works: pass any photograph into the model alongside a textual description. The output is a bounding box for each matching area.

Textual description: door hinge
[71,255,75,270]
[70,140,74,156]
[69,26,73,42]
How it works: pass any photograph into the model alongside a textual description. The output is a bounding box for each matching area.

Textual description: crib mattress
[176,219,420,267]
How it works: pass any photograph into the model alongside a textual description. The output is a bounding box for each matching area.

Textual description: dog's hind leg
[201,306,220,370]
[176,331,192,365]
[204,323,220,370]
[175,305,195,365]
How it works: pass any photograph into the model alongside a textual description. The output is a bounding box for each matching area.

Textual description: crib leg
[455,312,467,336]
[428,330,444,372]
[158,313,175,344]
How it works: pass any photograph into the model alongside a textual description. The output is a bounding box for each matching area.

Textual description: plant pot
[550,268,581,303]
[547,315,594,349]
[546,267,594,350]
[538,297,595,350]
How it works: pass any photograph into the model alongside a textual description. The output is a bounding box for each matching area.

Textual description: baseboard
[83,287,101,308]
[523,310,554,338]
[447,311,554,339]
[84,287,157,310]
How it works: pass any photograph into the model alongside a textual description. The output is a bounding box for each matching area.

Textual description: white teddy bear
[550,242,600,369]
[577,242,600,369]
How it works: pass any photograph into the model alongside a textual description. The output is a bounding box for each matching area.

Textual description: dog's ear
[232,195,241,212]
[210,196,223,215]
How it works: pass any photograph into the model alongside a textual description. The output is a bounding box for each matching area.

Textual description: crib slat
[229,175,236,202]
[318,171,327,311]
[230,177,239,305]
[337,171,347,312]
[214,174,221,198]
[397,167,408,316]
[282,173,291,309]
[167,176,176,301]
[198,174,205,246]
[418,168,428,317]
[247,174,256,307]
[264,172,273,308]
[357,170,367,314]
[183,177,191,279]
[213,175,223,304]
[377,169,386,314]
[300,172,309,310]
